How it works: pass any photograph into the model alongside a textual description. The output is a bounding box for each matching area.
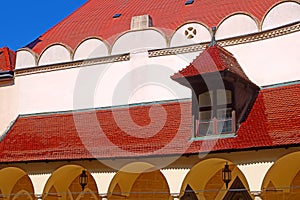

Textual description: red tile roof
[0,47,15,71]
[171,44,250,81]
[0,82,299,163]
[26,0,287,54]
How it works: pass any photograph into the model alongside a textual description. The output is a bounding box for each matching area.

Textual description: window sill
[190,133,237,141]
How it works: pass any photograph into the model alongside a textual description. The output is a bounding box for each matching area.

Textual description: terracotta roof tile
[171,45,250,81]
[0,82,299,162]
[0,47,15,71]
[26,0,286,54]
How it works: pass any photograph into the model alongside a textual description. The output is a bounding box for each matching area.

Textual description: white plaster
[262,2,300,31]
[92,52,191,108]
[91,172,115,195]
[0,84,18,136]
[111,30,167,55]
[226,30,300,86]
[15,49,36,69]
[38,44,71,66]
[17,47,196,115]
[216,14,258,40]
[237,162,273,193]
[17,30,300,115]
[73,38,109,61]
[170,23,211,47]
[17,67,80,114]
[29,174,51,196]
[161,169,190,195]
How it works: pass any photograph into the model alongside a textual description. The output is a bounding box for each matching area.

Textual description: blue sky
[1,1,87,51]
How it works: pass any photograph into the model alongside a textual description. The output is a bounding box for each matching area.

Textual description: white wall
[18,67,80,114]
[226,31,300,86]
[16,28,300,115]
[15,49,37,69]
[216,14,258,39]
[92,52,191,108]
[238,162,273,193]
[112,30,167,55]
[18,51,191,114]
[73,38,109,60]
[38,44,71,66]
[0,84,18,136]
[262,2,300,31]
[170,23,211,47]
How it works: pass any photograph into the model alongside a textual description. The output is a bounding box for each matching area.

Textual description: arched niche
[216,13,258,40]
[73,38,109,60]
[107,162,170,200]
[15,48,37,69]
[262,1,300,31]
[38,44,72,66]
[0,167,35,200]
[261,151,300,199]
[111,29,167,55]
[180,158,252,200]
[43,165,100,200]
[170,23,211,47]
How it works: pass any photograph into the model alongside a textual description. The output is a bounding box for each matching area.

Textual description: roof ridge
[208,45,228,69]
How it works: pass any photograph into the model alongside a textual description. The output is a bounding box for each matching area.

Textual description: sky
[1,1,87,51]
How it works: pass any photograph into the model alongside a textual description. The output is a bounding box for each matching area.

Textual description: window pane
[217,108,233,133]
[199,121,213,136]
[217,108,232,120]
[199,110,212,121]
[199,110,213,135]
[217,120,232,133]
[217,89,232,105]
[199,91,212,107]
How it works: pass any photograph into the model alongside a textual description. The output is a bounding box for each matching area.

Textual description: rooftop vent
[113,13,121,18]
[185,0,194,5]
[131,15,153,30]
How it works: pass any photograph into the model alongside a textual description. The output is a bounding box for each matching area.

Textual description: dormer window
[171,27,259,140]
[198,89,236,136]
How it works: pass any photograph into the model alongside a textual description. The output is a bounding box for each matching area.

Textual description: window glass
[199,122,213,135]
[199,91,212,107]
[198,89,234,136]
[199,110,212,135]
[217,108,233,133]
[217,89,232,105]
[217,108,232,120]
[199,110,212,121]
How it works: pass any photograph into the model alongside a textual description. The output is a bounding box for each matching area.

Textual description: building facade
[0,0,300,199]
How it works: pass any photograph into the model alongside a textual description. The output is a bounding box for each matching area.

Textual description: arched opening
[180,184,198,200]
[180,158,253,200]
[0,167,35,200]
[43,165,100,200]
[108,162,170,200]
[12,190,34,200]
[223,177,252,200]
[261,151,300,199]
